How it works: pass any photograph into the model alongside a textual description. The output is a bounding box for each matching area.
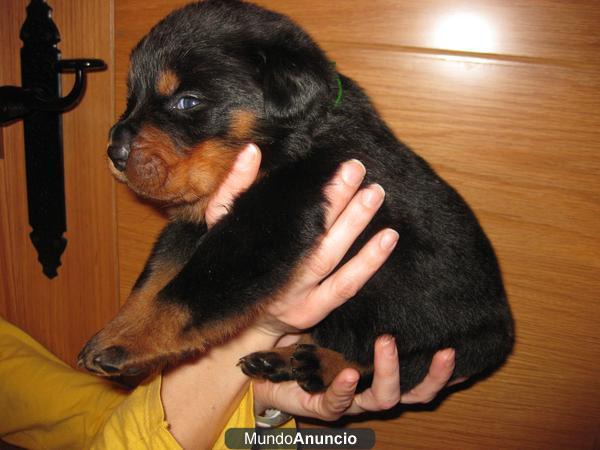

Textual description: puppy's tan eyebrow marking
[157,69,180,96]
[229,110,256,140]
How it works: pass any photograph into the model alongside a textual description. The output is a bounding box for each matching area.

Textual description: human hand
[203,144,463,420]
[253,340,464,420]
[204,143,398,338]
[255,160,395,335]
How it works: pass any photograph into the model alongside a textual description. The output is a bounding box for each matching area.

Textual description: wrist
[247,322,287,345]
[221,326,281,358]
[251,314,300,340]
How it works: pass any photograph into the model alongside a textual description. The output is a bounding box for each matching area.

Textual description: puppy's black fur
[80,0,513,393]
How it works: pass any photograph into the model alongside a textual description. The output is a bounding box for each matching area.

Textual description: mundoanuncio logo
[224,428,375,449]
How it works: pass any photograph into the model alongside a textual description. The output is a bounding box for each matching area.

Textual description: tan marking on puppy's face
[109,110,256,221]
[157,69,180,96]
[229,110,256,140]
[124,127,239,201]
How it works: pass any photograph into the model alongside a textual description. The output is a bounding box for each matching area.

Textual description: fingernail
[236,144,258,170]
[380,334,394,345]
[444,349,456,368]
[341,159,366,187]
[381,335,397,357]
[343,372,360,388]
[380,229,399,251]
[362,184,385,207]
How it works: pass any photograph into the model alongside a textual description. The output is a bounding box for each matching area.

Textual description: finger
[400,348,455,404]
[349,335,400,413]
[301,229,397,324]
[316,369,360,420]
[252,379,313,419]
[304,184,386,282]
[321,160,366,229]
[448,376,468,387]
[205,144,261,227]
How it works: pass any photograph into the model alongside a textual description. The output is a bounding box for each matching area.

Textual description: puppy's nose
[108,144,129,172]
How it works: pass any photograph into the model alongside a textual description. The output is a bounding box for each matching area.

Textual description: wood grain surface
[113,1,600,448]
[0,0,119,366]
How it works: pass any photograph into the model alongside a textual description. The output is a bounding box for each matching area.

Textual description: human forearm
[161,327,279,449]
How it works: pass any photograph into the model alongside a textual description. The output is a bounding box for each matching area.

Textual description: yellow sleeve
[0,316,127,449]
[0,316,294,450]
[93,375,295,450]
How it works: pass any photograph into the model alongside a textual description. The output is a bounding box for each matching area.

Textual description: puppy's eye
[174,96,201,110]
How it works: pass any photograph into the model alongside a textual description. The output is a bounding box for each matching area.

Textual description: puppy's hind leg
[239,336,372,393]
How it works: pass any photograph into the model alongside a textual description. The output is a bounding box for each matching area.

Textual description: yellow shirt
[0,317,293,449]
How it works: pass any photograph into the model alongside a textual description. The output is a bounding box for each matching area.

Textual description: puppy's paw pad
[238,351,292,382]
[291,344,320,379]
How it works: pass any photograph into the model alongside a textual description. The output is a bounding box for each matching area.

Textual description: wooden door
[0,0,118,366]
[113,1,600,449]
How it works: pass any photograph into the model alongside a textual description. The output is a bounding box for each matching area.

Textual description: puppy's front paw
[77,341,147,377]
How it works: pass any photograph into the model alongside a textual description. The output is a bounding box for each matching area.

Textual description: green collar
[334,75,343,107]
[331,62,343,107]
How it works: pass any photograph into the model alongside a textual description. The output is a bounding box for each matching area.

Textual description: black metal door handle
[0,59,106,124]
[0,0,106,279]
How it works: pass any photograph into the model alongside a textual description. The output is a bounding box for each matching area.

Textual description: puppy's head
[108,0,337,220]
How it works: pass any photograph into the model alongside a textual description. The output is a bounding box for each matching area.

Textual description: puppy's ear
[259,46,332,125]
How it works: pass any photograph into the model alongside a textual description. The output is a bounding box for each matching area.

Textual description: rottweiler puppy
[78,0,514,393]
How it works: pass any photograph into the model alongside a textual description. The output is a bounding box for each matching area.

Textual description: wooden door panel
[253,0,600,64]
[312,47,599,450]
[113,1,600,448]
[0,0,118,366]
[0,162,17,320]
[114,0,600,64]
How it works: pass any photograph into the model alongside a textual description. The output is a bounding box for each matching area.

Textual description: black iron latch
[0,0,106,278]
